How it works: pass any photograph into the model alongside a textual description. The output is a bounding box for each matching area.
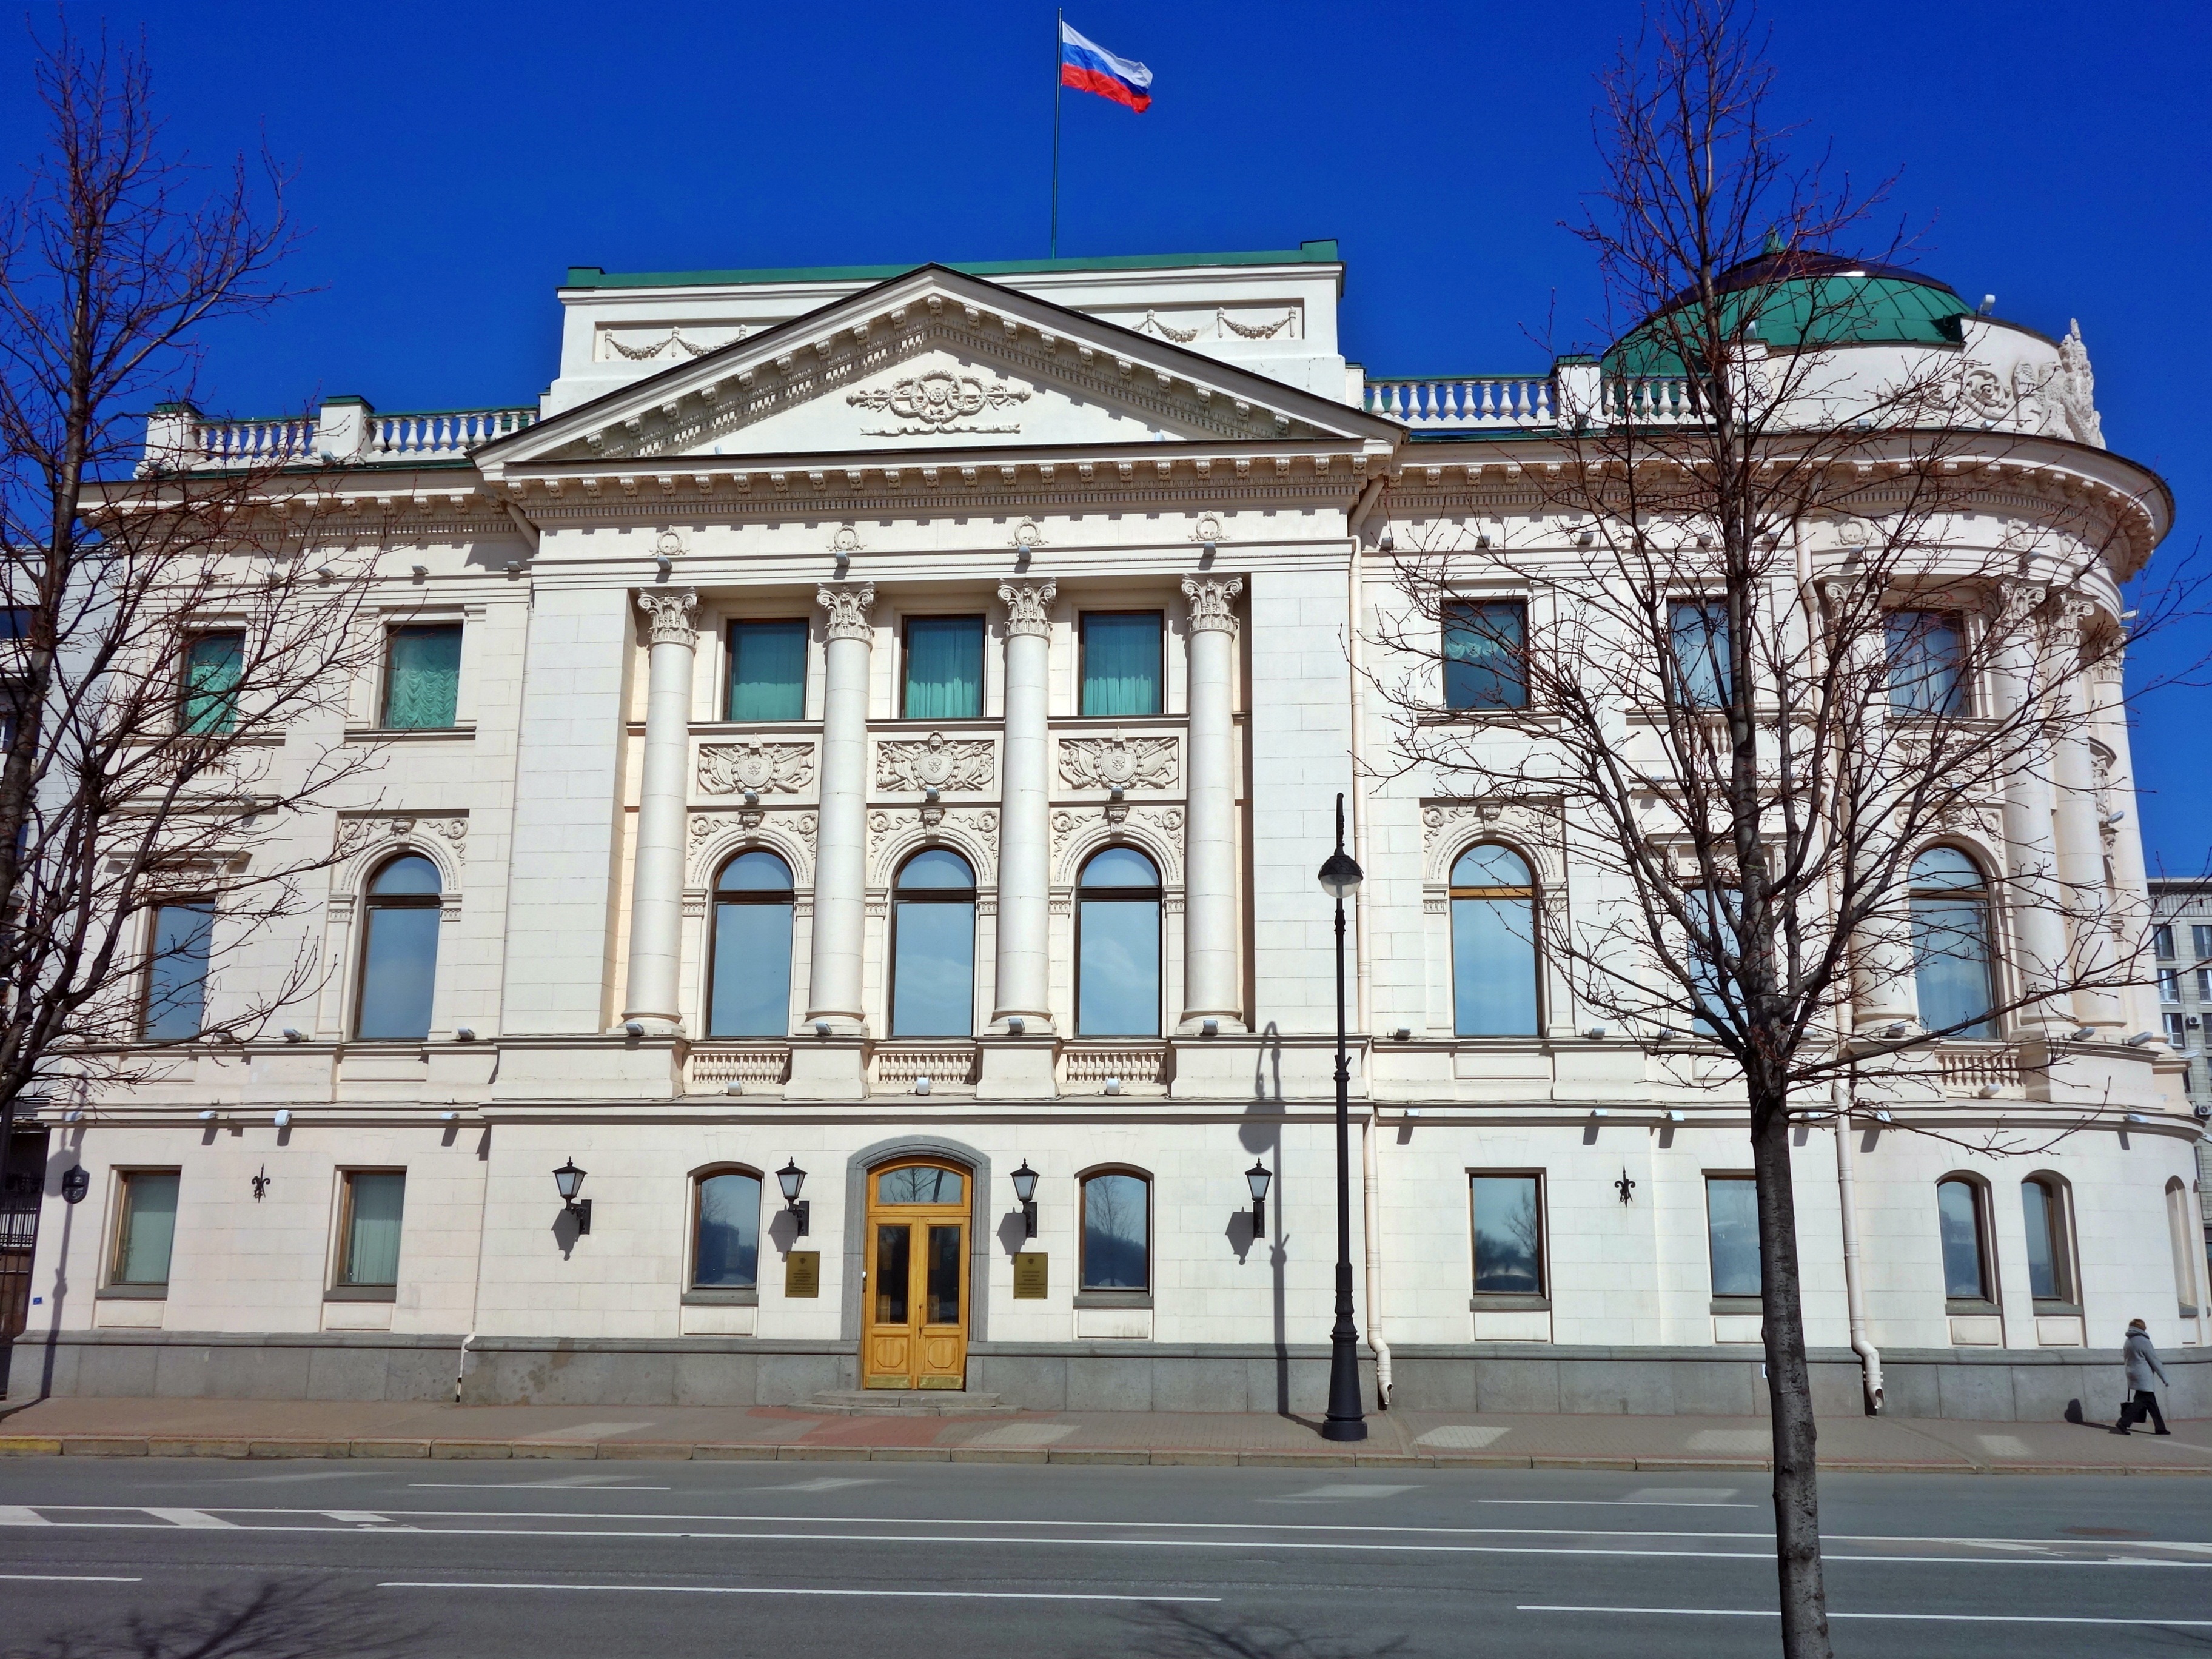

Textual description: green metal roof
[562,241,1344,293]
[1607,250,1973,374]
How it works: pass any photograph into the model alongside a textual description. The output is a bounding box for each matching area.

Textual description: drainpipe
[1832,1076,1885,1413]
[1346,472,1392,1406]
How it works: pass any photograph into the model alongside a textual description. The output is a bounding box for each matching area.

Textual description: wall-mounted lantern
[777,1158,809,1237]
[1245,1160,1272,1235]
[553,1158,591,1234]
[1010,1159,1039,1239]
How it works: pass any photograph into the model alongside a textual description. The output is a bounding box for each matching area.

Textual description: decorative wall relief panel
[876,731,996,793]
[1058,734,1179,792]
[697,741,816,797]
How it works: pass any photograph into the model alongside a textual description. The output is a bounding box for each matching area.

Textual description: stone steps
[807,1389,1014,1416]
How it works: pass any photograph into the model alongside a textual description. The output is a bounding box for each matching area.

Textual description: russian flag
[1060,21,1152,112]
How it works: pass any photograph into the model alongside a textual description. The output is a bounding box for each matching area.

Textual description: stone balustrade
[141,397,537,473]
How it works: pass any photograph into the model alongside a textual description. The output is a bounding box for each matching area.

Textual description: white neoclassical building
[4,240,2204,1418]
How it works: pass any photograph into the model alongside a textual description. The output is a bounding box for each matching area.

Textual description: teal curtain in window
[728,620,808,721]
[115,1172,178,1285]
[143,902,214,1041]
[1443,602,1527,710]
[343,1173,406,1286]
[383,625,461,729]
[1081,613,1163,716]
[903,617,983,719]
[183,633,244,735]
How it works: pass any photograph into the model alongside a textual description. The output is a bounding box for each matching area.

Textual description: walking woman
[2112,1319,2171,1435]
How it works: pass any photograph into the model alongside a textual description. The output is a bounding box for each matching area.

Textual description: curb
[0,1432,2204,1475]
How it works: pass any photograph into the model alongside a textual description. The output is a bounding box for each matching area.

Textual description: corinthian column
[1989,583,2071,1034]
[2048,595,2122,1030]
[1179,575,1246,1033]
[623,587,699,1030]
[806,583,875,1036]
[993,578,1056,1033]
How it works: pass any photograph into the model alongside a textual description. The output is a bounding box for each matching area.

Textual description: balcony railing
[142,398,538,473]
[1361,365,1710,434]
[1937,1044,2023,1098]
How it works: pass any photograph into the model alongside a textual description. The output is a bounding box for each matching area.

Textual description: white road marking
[324,1512,393,1524]
[1624,1487,1740,1503]
[1415,1426,1509,1449]
[516,1421,655,1441]
[380,1581,1219,1603]
[142,1508,236,1529]
[19,1504,2212,1557]
[959,1423,1076,1449]
[0,1506,51,1526]
[1264,1484,1422,1502]
[0,1573,141,1583]
[1520,1605,2212,1627]
[410,1480,672,1490]
[759,1478,886,1493]
[1481,1499,1757,1509]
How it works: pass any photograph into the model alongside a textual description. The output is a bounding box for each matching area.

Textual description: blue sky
[3,1,2202,864]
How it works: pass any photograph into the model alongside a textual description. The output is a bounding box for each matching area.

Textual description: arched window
[1076,846,1162,1036]
[1936,1177,1993,1303]
[2166,1178,2201,1318]
[890,848,976,1036]
[2020,1175,2076,1305]
[709,851,794,1037]
[356,854,441,1040]
[692,1169,763,1290]
[1081,1170,1150,1292]
[1910,847,1997,1039]
[1450,845,1538,1036]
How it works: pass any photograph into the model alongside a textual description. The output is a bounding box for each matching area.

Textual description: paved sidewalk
[2,1395,2207,1473]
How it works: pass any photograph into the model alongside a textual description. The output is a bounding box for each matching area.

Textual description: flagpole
[1050,8,1063,258]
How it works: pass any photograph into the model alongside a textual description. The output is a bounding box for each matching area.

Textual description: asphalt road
[1,1456,2207,1658]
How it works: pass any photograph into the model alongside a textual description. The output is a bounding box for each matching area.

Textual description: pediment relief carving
[486,270,1388,473]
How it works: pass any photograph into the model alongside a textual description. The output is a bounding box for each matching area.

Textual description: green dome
[1606,248,1972,375]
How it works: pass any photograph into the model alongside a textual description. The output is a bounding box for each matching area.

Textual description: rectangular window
[141,901,215,1041]
[336,1171,406,1288]
[1885,610,1968,716]
[2198,969,2211,1002]
[2159,969,2181,1003]
[726,619,808,722]
[902,615,983,719]
[181,631,244,736]
[2155,925,2175,960]
[1443,600,1529,711]
[1470,1173,1544,1295]
[2164,1012,2187,1048]
[1079,612,1163,717]
[381,625,462,729]
[0,606,33,640]
[2196,925,2212,961]
[1937,1181,1991,1302]
[110,1170,179,1287]
[1669,599,1731,709]
[1706,1176,1761,1297]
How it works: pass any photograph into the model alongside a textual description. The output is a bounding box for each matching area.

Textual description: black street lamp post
[1316,791,1367,1442]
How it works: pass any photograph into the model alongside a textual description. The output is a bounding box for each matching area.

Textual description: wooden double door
[863,1159,970,1390]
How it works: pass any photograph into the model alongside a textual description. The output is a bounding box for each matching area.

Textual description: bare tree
[0,30,381,1208]
[1367,3,2178,1653]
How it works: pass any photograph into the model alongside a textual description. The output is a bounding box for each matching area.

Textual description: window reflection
[1081,1172,1149,1290]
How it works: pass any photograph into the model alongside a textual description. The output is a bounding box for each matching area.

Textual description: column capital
[996,577,1057,638]
[1181,574,1245,635]
[1983,578,2046,631]
[816,581,877,642]
[637,586,699,648]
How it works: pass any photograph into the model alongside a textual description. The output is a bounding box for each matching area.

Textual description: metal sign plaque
[783,1250,820,1298]
[1013,1252,1048,1299]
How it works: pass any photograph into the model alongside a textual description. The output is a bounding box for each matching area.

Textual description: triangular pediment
[477,265,1394,474]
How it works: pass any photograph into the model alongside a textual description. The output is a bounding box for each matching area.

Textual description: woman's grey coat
[2125,1329,2170,1392]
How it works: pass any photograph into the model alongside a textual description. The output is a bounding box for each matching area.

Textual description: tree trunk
[1751,1088,1832,1658]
